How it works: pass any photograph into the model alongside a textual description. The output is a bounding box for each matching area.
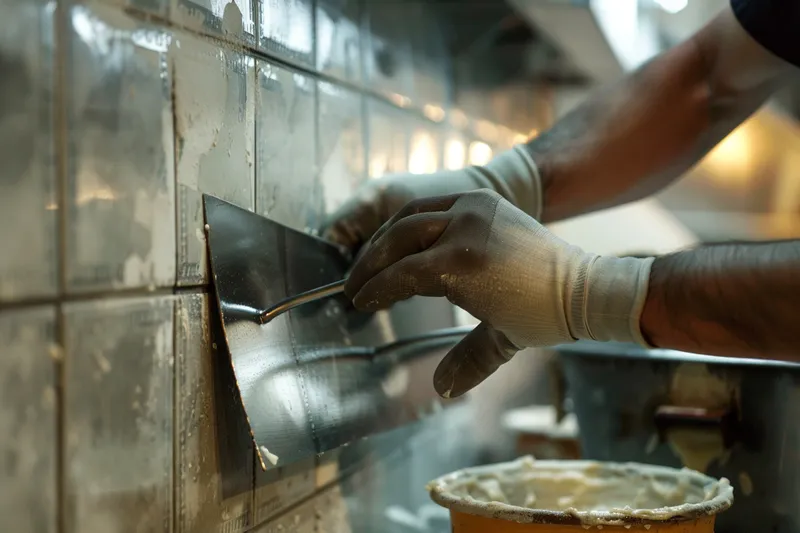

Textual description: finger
[320,195,384,252]
[350,251,445,310]
[433,322,519,399]
[369,194,460,246]
[345,211,450,299]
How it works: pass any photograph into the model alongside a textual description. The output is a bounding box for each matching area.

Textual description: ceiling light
[655,0,688,14]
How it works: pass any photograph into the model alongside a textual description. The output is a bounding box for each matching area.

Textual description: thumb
[433,322,520,399]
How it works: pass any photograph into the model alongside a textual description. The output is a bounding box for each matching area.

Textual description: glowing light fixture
[444,138,466,170]
[409,130,438,174]
[655,0,688,14]
[468,141,493,166]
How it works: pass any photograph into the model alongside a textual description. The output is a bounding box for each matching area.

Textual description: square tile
[367,99,409,178]
[317,82,365,217]
[172,0,256,47]
[0,0,58,301]
[65,4,176,292]
[172,31,255,285]
[64,296,174,533]
[175,293,254,533]
[255,62,320,231]
[257,0,314,65]
[316,0,362,84]
[0,306,57,533]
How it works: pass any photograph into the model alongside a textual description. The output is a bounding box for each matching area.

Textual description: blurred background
[1,0,799,532]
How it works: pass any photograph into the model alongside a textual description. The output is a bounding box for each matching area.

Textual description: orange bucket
[427,457,733,532]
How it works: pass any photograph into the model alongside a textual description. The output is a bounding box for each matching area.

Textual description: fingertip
[351,290,389,312]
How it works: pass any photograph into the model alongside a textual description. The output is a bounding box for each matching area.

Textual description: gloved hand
[344,189,654,398]
[321,145,543,253]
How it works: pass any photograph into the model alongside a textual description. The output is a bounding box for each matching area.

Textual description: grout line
[118,1,449,130]
[52,0,69,531]
[0,285,210,312]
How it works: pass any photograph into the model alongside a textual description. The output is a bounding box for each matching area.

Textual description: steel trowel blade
[203,194,352,467]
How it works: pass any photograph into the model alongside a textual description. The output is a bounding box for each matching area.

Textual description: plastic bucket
[427,457,733,532]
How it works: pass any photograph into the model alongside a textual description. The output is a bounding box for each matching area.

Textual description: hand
[321,146,543,254]
[345,189,653,397]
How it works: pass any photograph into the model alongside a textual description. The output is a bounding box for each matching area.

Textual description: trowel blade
[203,194,351,468]
[202,195,467,471]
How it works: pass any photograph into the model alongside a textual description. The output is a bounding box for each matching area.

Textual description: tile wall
[0,0,531,531]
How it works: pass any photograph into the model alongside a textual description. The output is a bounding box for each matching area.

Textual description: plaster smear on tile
[122,189,175,288]
[173,33,253,203]
[67,6,176,292]
[172,30,254,282]
[175,0,254,38]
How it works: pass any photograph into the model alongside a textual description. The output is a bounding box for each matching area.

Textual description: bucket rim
[426,457,734,527]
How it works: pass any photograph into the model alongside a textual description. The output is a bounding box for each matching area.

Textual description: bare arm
[528,6,793,223]
[641,240,800,360]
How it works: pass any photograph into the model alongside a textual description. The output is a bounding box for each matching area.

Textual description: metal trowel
[203,194,353,326]
[202,194,471,469]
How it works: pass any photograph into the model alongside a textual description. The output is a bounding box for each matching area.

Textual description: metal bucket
[427,457,732,532]
[555,342,800,533]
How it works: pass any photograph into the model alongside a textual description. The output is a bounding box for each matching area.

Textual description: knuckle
[456,209,488,230]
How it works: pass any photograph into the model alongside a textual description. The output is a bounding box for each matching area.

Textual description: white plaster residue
[221,1,243,36]
[259,445,279,467]
[173,36,227,191]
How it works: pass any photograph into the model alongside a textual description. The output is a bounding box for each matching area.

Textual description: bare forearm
[640,241,800,361]
[527,9,790,223]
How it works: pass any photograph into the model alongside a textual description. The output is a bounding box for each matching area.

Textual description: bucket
[427,457,733,532]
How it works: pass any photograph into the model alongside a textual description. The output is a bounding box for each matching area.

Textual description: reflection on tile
[172,31,255,285]
[175,294,254,533]
[257,0,314,64]
[256,62,319,231]
[0,1,57,301]
[367,99,408,179]
[408,3,449,108]
[254,457,316,526]
[316,0,362,83]
[64,296,173,533]
[172,0,256,46]
[0,307,57,533]
[363,2,413,103]
[318,82,365,216]
[65,4,176,293]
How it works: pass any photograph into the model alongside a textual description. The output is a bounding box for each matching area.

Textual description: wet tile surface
[0,0,57,301]
[255,61,319,232]
[0,306,57,533]
[175,293,254,533]
[64,296,173,533]
[172,30,255,285]
[257,0,314,65]
[65,4,176,292]
[316,0,362,84]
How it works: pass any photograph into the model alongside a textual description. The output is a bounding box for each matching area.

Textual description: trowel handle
[258,279,346,324]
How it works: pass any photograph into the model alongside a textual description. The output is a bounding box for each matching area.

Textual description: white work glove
[344,189,654,398]
[322,145,543,253]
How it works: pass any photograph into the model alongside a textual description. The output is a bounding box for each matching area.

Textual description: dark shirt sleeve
[731,0,800,67]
